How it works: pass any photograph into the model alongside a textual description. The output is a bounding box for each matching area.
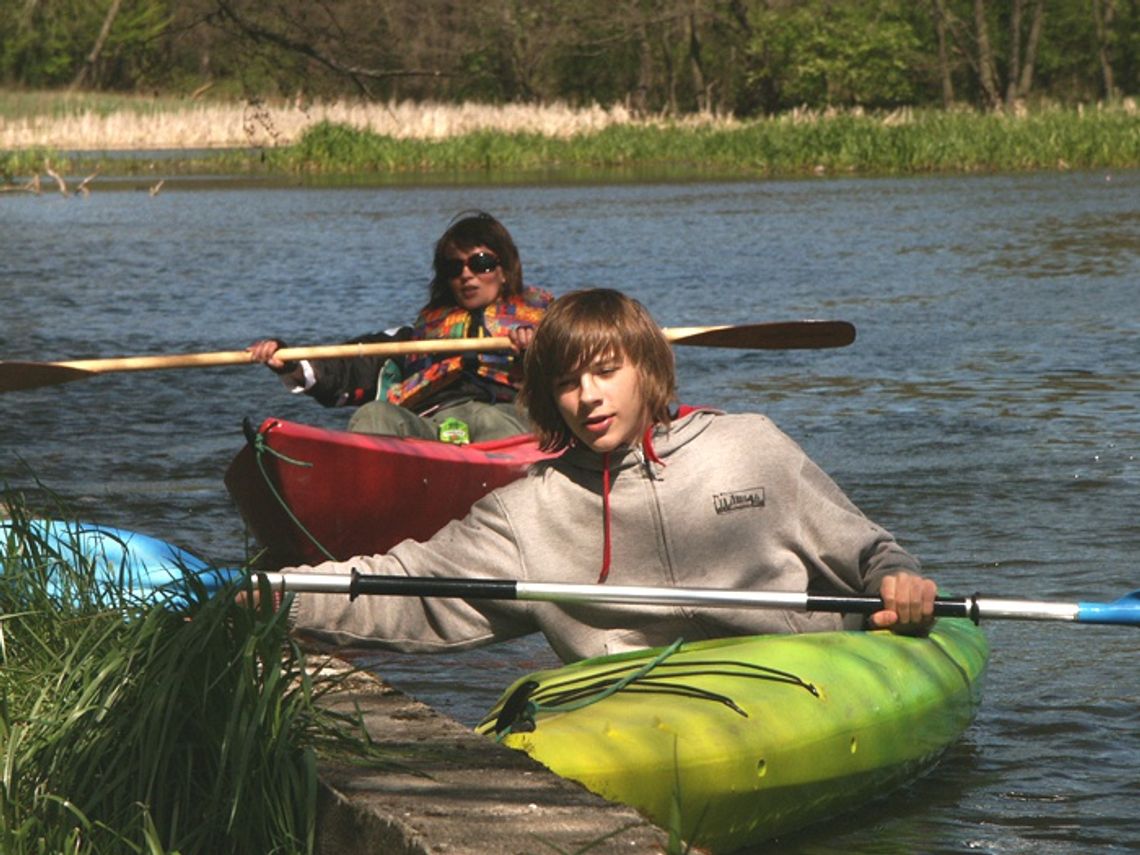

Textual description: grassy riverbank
[2,91,1138,183]
[272,106,1140,178]
[0,501,382,854]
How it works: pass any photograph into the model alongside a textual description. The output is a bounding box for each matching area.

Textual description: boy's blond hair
[520,289,676,452]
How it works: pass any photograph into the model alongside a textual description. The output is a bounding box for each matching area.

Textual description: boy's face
[554,351,649,453]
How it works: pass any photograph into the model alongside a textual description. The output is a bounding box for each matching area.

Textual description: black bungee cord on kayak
[485,639,820,738]
[488,639,685,738]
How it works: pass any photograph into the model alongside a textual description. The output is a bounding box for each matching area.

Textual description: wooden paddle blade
[0,362,93,392]
[666,321,856,349]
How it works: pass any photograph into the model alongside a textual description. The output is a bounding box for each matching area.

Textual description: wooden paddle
[0,320,855,393]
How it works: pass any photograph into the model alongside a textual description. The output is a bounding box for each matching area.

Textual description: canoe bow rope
[486,638,820,739]
[243,417,338,562]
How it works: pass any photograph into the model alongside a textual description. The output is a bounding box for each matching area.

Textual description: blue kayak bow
[5,519,1138,626]
[1,519,242,607]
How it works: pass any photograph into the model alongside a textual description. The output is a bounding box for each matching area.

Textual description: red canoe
[224,418,556,568]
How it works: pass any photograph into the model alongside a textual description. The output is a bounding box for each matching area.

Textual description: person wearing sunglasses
[249,211,552,442]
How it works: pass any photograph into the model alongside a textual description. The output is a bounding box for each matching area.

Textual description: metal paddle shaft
[0,320,854,393]
[254,572,1140,626]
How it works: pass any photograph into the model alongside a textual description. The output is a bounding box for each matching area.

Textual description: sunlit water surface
[2,170,1137,852]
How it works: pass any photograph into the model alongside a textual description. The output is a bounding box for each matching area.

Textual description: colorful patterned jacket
[385,286,553,410]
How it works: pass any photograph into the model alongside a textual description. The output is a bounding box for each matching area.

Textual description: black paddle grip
[806,595,976,621]
[348,570,518,602]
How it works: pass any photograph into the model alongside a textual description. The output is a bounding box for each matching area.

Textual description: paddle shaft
[255,572,1139,625]
[54,337,518,374]
[1,320,855,393]
[50,322,855,372]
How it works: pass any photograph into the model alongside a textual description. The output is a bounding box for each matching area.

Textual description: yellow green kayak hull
[478,620,987,852]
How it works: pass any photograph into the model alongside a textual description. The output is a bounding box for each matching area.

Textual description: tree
[972,0,1002,107]
[0,0,172,90]
[930,0,957,106]
[205,0,447,99]
[70,0,124,90]
[1003,0,1046,105]
[1,0,1134,112]
[743,1,924,111]
[1091,0,1119,99]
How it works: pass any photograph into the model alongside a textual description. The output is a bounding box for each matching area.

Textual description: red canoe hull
[224,418,556,568]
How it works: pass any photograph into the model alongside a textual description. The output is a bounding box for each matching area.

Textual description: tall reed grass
[0,497,382,854]
[270,104,1140,177]
[2,91,1137,181]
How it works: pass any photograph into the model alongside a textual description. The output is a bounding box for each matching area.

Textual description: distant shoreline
[3,92,1138,184]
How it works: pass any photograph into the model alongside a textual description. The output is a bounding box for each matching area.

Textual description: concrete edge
[311,656,671,855]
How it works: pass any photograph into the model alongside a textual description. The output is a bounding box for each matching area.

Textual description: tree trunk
[633,20,654,115]
[1005,0,1023,105]
[930,0,956,107]
[70,0,125,91]
[1091,0,1119,99]
[659,20,679,116]
[973,0,1003,110]
[688,12,708,112]
[500,1,535,101]
[1015,0,1045,100]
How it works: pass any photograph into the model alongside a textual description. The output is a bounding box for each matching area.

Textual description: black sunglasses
[440,251,500,279]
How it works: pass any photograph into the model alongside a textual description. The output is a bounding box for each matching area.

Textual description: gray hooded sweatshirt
[290,409,920,663]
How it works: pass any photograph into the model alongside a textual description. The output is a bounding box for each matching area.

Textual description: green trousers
[346,399,529,442]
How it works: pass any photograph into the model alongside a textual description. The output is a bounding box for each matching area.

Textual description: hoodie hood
[559,406,721,475]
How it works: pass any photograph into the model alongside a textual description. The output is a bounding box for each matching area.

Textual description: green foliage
[0,148,58,181]
[0,501,384,854]
[95,0,171,90]
[455,49,511,103]
[0,0,1135,114]
[0,0,169,90]
[1030,1,1107,102]
[544,14,642,109]
[745,1,923,110]
[282,121,406,172]
[269,108,1140,180]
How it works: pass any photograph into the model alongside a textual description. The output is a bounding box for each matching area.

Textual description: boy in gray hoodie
[281,288,936,663]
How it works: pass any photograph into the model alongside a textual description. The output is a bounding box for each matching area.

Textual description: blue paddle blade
[1076,591,1140,626]
[1,519,244,608]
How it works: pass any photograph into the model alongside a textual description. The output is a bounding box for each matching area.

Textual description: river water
[2,170,1138,852]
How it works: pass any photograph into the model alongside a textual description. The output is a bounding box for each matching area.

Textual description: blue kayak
[1,518,241,607]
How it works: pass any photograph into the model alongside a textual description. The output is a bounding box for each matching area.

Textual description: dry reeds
[0,95,738,152]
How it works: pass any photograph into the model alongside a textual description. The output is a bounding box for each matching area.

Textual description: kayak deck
[478,621,988,851]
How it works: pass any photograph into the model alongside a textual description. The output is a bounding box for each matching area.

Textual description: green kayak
[477,620,988,852]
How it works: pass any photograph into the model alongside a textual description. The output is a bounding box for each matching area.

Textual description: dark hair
[519,289,676,452]
[427,211,524,308]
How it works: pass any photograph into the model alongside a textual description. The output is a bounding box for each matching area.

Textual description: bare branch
[43,159,69,196]
[213,1,450,97]
[77,169,100,197]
